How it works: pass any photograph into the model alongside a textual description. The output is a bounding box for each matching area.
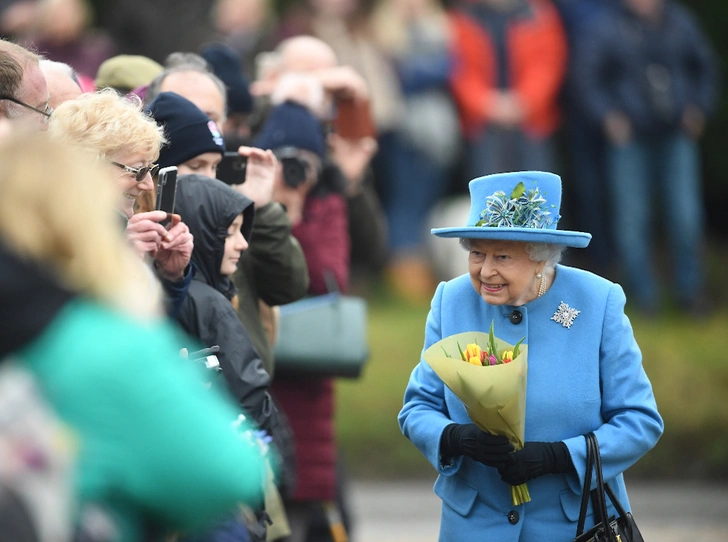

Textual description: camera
[275,147,308,188]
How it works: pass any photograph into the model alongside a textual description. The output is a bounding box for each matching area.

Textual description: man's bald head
[158,71,226,128]
[145,52,227,128]
[277,36,338,73]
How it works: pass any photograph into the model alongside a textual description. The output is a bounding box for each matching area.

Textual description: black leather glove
[440,423,514,468]
[498,441,574,485]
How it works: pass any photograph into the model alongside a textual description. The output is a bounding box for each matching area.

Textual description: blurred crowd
[0,0,719,541]
[1,0,721,310]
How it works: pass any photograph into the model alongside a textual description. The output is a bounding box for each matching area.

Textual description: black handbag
[574,432,645,542]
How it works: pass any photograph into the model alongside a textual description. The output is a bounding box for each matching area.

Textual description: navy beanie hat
[253,101,326,159]
[201,43,254,115]
[146,92,225,168]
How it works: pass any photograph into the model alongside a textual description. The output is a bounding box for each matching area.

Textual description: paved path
[348,479,728,542]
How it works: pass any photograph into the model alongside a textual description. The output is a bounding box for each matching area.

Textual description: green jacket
[233,201,309,377]
[19,299,267,542]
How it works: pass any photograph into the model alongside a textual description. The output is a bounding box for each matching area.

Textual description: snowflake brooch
[551,302,580,329]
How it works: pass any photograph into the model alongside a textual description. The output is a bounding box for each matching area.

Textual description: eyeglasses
[111,162,160,182]
[0,95,53,122]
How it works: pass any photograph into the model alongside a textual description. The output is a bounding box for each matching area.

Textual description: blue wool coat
[399,265,663,541]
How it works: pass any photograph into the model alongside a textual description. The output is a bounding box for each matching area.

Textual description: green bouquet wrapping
[423,323,530,505]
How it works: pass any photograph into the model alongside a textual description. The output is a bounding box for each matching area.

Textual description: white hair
[39,59,76,79]
[524,243,565,266]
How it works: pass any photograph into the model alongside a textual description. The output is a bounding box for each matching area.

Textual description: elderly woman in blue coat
[399,171,663,541]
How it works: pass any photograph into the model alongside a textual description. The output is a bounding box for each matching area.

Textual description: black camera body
[275,147,308,188]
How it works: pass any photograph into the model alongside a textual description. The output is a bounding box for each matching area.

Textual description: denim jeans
[377,132,451,253]
[607,131,705,309]
[564,114,611,274]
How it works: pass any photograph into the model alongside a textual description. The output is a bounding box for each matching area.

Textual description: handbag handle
[590,433,617,542]
[575,433,618,542]
[605,483,630,521]
[324,270,341,295]
[576,432,596,535]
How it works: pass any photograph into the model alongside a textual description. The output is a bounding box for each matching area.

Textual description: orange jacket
[449,0,567,139]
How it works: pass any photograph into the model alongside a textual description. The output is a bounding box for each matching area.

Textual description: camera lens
[281,157,307,188]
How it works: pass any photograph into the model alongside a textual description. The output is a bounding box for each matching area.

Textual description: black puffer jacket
[175,174,279,439]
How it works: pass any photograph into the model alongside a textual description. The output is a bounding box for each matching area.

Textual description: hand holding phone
[332,97,377,140]
[152,167,192,280]
[125,211,171,258]
[227,147,276,207]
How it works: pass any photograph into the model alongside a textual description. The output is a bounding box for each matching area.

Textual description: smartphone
[155,166,178,223]
[188,345,222,371]
[333,97,377,140]
[217,152,248,185]
[188,345,220,359]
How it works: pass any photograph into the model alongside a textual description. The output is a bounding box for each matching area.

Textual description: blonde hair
[0,129,162,318]
[48,88,166,161]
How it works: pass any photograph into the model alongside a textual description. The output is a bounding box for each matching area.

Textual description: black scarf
[0,242,75,359]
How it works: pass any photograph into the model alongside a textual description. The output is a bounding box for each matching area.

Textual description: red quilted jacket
[271,192,350,501]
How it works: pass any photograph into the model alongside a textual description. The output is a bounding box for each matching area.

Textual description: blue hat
[432,171,591,248]
[253,101,326,159]
[146,92,225,168]
[200,43,254,115]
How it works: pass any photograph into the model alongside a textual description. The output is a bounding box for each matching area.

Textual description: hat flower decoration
[432,171,591,248]
[475,181,557,229]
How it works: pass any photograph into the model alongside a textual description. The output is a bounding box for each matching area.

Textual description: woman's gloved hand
[440,423,514,468]
[497,441,575,485]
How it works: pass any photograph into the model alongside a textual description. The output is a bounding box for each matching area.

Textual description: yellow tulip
[465,344,483,366]
[466,344,481,359]
[501,350,514,363]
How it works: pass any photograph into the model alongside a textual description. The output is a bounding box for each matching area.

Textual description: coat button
[507,510,519,525]
[510,310,523,324]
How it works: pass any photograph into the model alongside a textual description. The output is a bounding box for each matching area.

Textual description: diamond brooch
[551,302,580,329]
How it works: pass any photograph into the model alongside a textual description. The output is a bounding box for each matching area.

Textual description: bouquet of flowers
[424,321,530,505]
